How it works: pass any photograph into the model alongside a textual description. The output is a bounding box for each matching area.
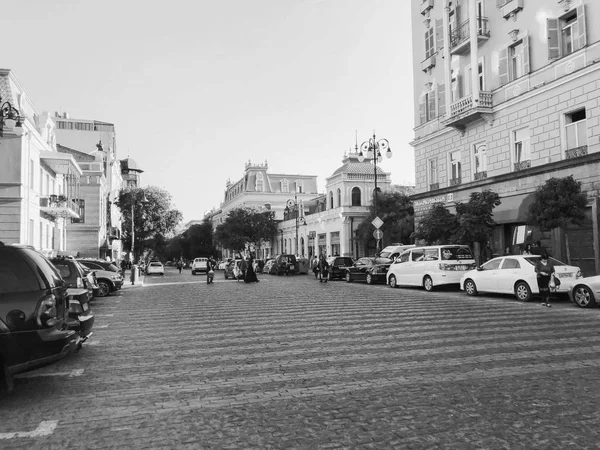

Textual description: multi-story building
[52,113,124,260]
[0,69,82,254]
[410,0,600,275]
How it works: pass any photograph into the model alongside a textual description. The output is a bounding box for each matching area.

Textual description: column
[469,0,480,107]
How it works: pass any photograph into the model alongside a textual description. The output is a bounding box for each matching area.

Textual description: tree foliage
[164,220,217,261]
[411,203,458,245]
[117,186,182,259]
[527,175,588,229]
[214,207,278,253]
[355,191,415,251]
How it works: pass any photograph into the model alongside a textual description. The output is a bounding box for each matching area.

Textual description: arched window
[337,188,341,207]
[255,172,264,192]
[351,187,361,206]
[329,191,334,209]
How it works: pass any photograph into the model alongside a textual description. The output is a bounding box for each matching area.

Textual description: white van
[386,245,476,291]
[379,243,416,261]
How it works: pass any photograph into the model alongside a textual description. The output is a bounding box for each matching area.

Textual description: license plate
[289,265,294,269]
[456,265,467,271]
[557,273,573,278]
[82,302,89,312]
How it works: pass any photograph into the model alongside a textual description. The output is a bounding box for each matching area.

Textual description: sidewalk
[120,269,145,289]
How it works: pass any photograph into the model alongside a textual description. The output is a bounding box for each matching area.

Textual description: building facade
[410,0,600,275]
[0,69,82,254]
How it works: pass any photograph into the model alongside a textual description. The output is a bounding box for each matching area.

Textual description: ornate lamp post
[130,191,149,261]
[284,192,304,256]
[358,132,392,252]
[0,96,24,139]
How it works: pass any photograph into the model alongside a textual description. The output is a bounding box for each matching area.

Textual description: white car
[460,255,581,302]
[569,275,600,308]
[145,261,165,276]
[191,257,208,275]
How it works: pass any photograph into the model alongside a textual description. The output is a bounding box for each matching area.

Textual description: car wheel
[514,281,532,302]
[224,272,229,279]
[423,276,434,291]
[464,279,478,296]
[573,284,596,308]
[389,275,398,288]
[345,271,352,283]
[96,280,111,297]
[366,273,373,285]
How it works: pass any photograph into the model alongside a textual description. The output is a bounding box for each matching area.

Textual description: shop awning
[492,193,535,224]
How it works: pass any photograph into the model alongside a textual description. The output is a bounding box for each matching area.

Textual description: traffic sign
[372,216,384,229]
[373,229,383,240]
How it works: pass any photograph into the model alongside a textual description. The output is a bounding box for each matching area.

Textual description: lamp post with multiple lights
[284,192,305,257]
[0,95,24,139]
[130,191,149,262]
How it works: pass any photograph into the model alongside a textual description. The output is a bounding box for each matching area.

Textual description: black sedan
[327,256,355,280]
[344,257,393,285]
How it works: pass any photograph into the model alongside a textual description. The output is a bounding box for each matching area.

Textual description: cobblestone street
[2,268,600,449]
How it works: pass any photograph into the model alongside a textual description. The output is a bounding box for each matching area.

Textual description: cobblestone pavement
[2,268,600,449]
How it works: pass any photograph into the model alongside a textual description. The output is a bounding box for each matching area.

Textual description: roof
[120,157,144,173]
[331,153,387,177]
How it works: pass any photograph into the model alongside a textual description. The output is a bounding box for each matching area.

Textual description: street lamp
[284,192,304,256]
[358,132,392,252]
[130,191,149,261]
[0,96,24,139]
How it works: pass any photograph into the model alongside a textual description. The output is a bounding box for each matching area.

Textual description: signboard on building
[413,193,454,212]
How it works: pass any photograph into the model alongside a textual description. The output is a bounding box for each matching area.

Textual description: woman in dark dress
[244,256,259,283]
[535,252,555,307]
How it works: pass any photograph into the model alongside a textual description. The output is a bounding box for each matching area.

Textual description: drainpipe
[469,0,480,108]
[443,0,452,117]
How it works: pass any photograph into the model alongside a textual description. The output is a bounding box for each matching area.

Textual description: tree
[527,175,588,263]
[355,191,415,254]
[411,203,458,245]
[117,186,182,261]
[214,207,278,254]
[452,190,501,246]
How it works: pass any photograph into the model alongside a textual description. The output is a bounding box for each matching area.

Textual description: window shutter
[429,28,435,56]
[498,47,509,86]
[577,5,587,50]
[428,91,436,121]
[424,30,430,57]
[435,19,444,53]
[419,95,426,125]
[547,18,560,59]
[438,83,446,117]
[522,36,530,75]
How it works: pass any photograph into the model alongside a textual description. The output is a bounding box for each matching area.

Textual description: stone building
[410,0,600,275]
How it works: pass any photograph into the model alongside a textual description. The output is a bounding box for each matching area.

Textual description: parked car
[345,257,393,284]
[379,244,416,261]
[146,261,165,276]
[263,259,276,275]
[387,245,476,291]
[77,259,124,297]
[65,288,95,349]
[327,256,355,280]
[569,275,600,308]
[224,259,243,280]
[272,254,298,275]
[0,242,79,395]
[191,257,209,275]
[460,255,582,302]
[50,257,94,302]
[253,259,265,274]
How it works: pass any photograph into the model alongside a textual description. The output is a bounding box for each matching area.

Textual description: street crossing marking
[94,314,114,317]
[0,421,58,439]
[16,369,84,379]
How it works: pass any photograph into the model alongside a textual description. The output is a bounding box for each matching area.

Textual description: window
[419,88,437,124]
[513,128,531,170]
[255,173,264,192]
[548,6,587,60]
[425,27,435,59]
[449,151,461,184]
[281,179,289,193]
[337,188,341,207]
[72,199,85,224]
[329,191,334,209]
[565,109,587,150]
[412,249,425,262]
[428,158,438,188]
[502,258,521,269]
[482,259,501,270]
[499,36,531,86]
[466,60,485,95]
[295,181,303,193]
[473,142,487,177]
[511,41,524,80]
[351,187,361,206]
[451,69,461,102]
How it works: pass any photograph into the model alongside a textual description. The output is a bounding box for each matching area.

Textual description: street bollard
[130,264,139,285]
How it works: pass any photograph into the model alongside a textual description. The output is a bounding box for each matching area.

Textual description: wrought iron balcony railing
[449,17,490,54]
[513,160,531,171]
[39,196,80,219]
[565,145,588,159]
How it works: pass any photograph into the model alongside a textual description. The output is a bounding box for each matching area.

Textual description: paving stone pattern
[2,269,600,449]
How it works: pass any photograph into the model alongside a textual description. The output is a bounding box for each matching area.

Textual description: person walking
[206,257,215,284]
[317,255,329,283]
[535,252,555,307]
[177,259,183,274]
[481,241,493,263]
[311,255,319,279]
[244,255,259,283]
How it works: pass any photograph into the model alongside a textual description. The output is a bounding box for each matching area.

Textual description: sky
[2,0,415,223]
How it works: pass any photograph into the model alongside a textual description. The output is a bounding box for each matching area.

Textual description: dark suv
[0,242,78,394]
[77,259,124,297]
[327,256,355,280]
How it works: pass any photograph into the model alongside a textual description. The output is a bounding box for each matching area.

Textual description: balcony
[421,54,436,73]
[474,171,487,181]
[39,196,80,219]
[449,17,491,55]
[420,0,434,16]
[513,160,531,171]
[449,177,462,187]
[443,91,493,132]
[501,0,524,21]
[429,182,440,191]
[565,145,588,159]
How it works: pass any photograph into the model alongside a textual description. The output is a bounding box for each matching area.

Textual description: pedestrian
[318,255,329,283]
[244,255,259,283]
[177,259,183,274]
[311,255,319,279]
[481,241,493,263]
[522,243,533,255]
[535,252,556,307]
[531,240,545,255]
[206,257,215,284]
[504,246,511,256]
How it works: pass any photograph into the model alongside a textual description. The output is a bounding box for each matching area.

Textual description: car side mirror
[476,266,484,271]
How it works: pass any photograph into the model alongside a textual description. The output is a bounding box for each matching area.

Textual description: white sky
[2,0,415,222]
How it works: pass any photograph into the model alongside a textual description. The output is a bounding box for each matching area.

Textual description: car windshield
[523,256,565,266]
[440,246,473,260]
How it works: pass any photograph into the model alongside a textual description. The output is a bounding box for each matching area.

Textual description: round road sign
[373,229,383,240]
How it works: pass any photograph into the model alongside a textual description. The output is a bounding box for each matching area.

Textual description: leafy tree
[214,207,278,254]
[452,190,501,245]
[527,175,588,263]
[411,203,458,245]
[184,221,217,259]
[117,186,182,260]
[355,191,415,254]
